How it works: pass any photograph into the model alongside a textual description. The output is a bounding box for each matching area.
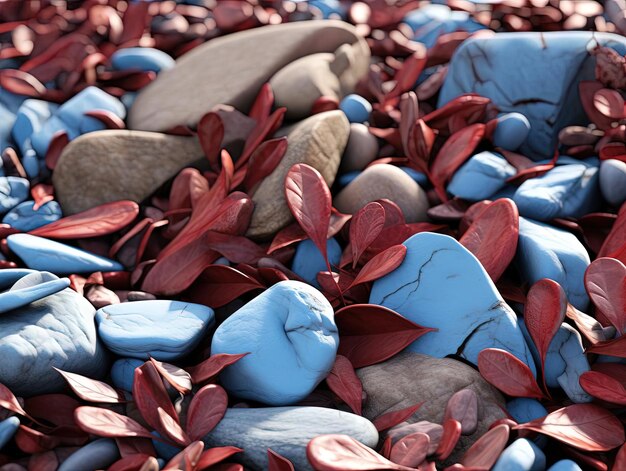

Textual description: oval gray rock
[58,438,120,471]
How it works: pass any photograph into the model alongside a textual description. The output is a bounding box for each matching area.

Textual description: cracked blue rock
[517,217,590,310]
[369,232,536,375]
[447,151,516,201]
[211,280,339,405]
[402,4,484,48]
[439,32,626,160]
[291,238,342,289]
[492,438,546,471]
[3,200,62,232]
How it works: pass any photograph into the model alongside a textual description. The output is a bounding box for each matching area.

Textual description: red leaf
[197,446,243,469]
[435,419,462,461]
[585,257,626,334]
[158,407,190,447]
[186,384,228,441]
[149,358,192,395]
[580,81,614,130]
[598,208,626,264]
[477,348,544,399]
[237,107,285,170]
[244,137,288,193]
[285,164,332,262]
[168,168,209,213]
[84,110,125,129]
[306,435,414,471]
[524,278,567,391]
[430,123,485,187]
[350,202,385,269]
[506,162,557,185]
[249,83,274,123]
[460,424,510,469]
[197,112,224,170]
[579,371,626,405]
[54,368,122,403]
[422,95,490,131]
[268,224,308,254]
[187,353,249,384]
[25,394,80,429]
[615,443,626,470]
[268,449,295,471]
[185,265,264,308]
[373,403,423,432]
[0,382,28,417]
[335,304,434,368]
[326,355,363,415]
[108,454,154,471]
[587,335,626,358]
[74,406,153,439]
[204,231,265,265]
[390,432,430,468]
[594,89,625,120]
[387,49,427,99]
[443,389,478,436]
[45,131,69,170]
[31,184,54,211]
[15,425,62,454]
[513,404,625,452]
[459,198,519,282]
[30,201,139,239]
[163,441,204,470]
[349,245,407,288]
[566,303,614,345]
[600,143,626,163]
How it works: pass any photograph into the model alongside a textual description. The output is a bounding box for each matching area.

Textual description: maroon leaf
[389,432,430,468]
[0,382,28,417]
[15,425,62,454]
[580,81,614,130]
[163,441,204,470]
[387,49,427,99]
[350,202,385,269]
[430,123,485,188]
[197,446,243,469]
[373,403,423,432]
[349,245,407,288]
[30,201,139,239]
[85,110,125,129]
[157,407,190,447]
[460,424,510,469]
[168,168,209,213]
[615,443,626,470]
[31,183,54,211]
[185,265,264,308]
[435,419,462,461]
[594,89,625,120]
[459,198,519,282]
[268,449,295,471]
[197,112,225,170]
[477,348,544,399]
[326,355,363,415]
[335,304,434,368]
[513,404,625,452]
[54,368,122,403]
[186,384,228,441]
[248,83,274,123]
[74,406,153,439]
[443,389,478,436]
[585,257,626,334]
[188,353,249,384]
[566,303,614,345]
[587,335,626,358]
[237,107,286,170]
[579,371,626,405]
[44,131,69,170]
[149,358,192,395]
[306,435,414,471]
[244,137,288,193]
[598,208,626,264]
[107,454,154,471]
[204,231,265,265]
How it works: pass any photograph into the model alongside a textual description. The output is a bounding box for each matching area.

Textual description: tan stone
[333,164,429,222]
[340,123,379,172]
[129,20,370,132]
[53,130,203,215]
[246,110,349,240]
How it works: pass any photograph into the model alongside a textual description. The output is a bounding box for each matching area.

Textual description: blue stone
[3,200,62,231]
[121,92,137,110]
[439,32,626,160]
[492,438,546,471]
[58,438,120,471]
[520,321,591,403]
[339,94,372,123]
[7,234,124,275]
[11,99,57,155]
[0,273,69,314]
[338,170,360,187]
[111,358,144,392]
[96,300,214,360]
[400,167,429,187]
[0,416,19,450]
[517,218,590,310]
[291,238,342,288]
[0,177,29,215]
[403,4,484,48]
[513,164,600,220]
[152,431,181,461]
[0,269,36,290]
[493,113,531,151]
[212,280,339,405]
[22,148,39,179]
[447,151,516,201]
[506,398,547,424]
[0,88,26,153]
[111,47,175,73]
[308,0,346,19]
[548,460,583,471]
[370,232,536,375]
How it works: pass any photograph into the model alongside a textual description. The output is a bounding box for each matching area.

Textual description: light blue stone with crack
[339,94,372,123]
[513,164,600,220]
[0,273,69,314]
[0,416,19,450]
[96,300,214,361]
[493,112,531,151]
[517,217,590,310]
[370,232,536,375]
[447,151,516,201]
[111,47,175,73]
[291,238,342,289]
[7,233,124,275]
[548,460,583,471]
[439,32,626,160]
[111,358,144,392]
[3,200,62,231]
[11,99,58,155]
[0,177,29,215]
[492,438,546,471]
[211,280,339,405]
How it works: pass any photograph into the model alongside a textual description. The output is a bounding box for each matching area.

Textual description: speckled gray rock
[204,406,378,471]
[600,159,626,207]
[340,123,379,173]
[58,439,120,471]
[247,111,349,239]
[129,21,369,131]
[53,130,203,215]
[357,352,506,462]
[334,164,430,222]
[0,272,107,396]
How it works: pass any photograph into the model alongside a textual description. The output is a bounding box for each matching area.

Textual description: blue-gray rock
[599,159,626,207]
[11,99,57,155]
[0,88,26,153]
[340,123,379,173]
[492,438,546,471]
[7,234,124,275]
[96,300,214,361]
[0,177,29,215]
[0,273,69,314]
[58,438,120,471]
[506,398,547,424]
[517,217,590,310]
[403,4,484,48]
[111,358,144,391]
[291,238,342,288]
[0,269,36,290]
[439,32,626,160]
[339,94,372,123]
[370,232,535,374]
[212,280,339,405]
[0,271,107,396]
[447,151,516,201]
[548,460,583,471]
[204,407,378,471]
[3,200,62,231]
[493,113,531,151]
[513,164,600,220]
[111,47,175,73]
[0,416,19,450]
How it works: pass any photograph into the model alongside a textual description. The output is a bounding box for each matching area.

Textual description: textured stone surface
[370,232,535,373]
[204,407,378,471]
[334,164,429,223]
[600,159,626,207]
[3,200,62,231]
[357,352,506,461]
[0,273,69,315]
[0,272,107,396]
[247,111,348,239]
[0,177,29,215]
[212,281,338,405]
[129,20,369,131]
[439,32,626,160]
[53,130,203,215]
[111,358,143,392]
[58,439,120,471]
[447,151,516,201]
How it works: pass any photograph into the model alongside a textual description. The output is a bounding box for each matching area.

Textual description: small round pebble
[111,47,175,73]
[57,438,120,471]
[493,112,531,151]
[492,438,546,471]
[599,158,626,207]
[111,358,144,392]
[0,416,20,450]
[547,460,583,471]
[340,123,379,172]
[291,238,342,288]
[339,94,372,123]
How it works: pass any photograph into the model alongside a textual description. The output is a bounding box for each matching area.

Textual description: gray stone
[340,123,379,173]
[600,159,626,207]
[58,439,120,471]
